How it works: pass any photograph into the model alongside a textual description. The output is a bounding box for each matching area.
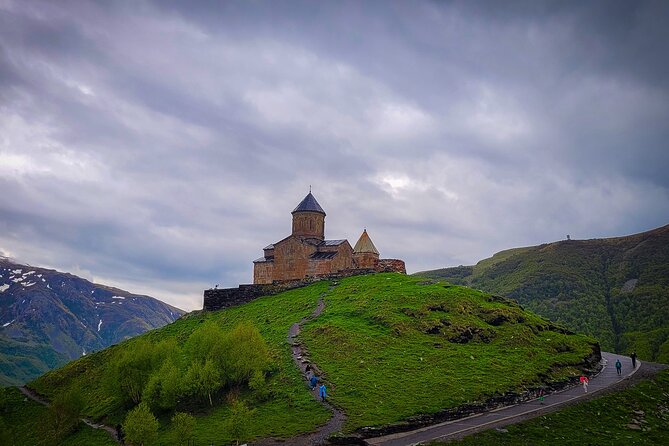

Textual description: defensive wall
[203,260,405,311]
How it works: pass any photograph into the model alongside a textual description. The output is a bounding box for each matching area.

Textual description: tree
[123,402,159,446]
[47,387,84,443]
[143,358,181,411]
[221,322,271,385]
[171,412,195,445]
[185,322,226,364]
[225,399,255,446]
[110,340,156,405]
[184,358,223,406]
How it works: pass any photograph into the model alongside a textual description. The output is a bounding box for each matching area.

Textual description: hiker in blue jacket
[309,374,319,390]
[319,383,327,402]
[615,359,622,376]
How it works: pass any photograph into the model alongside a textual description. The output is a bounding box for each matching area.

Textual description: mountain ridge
[415,224,669,362]
[0,257,184,386]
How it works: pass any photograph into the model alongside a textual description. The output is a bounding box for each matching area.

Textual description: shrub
[171,412,195,445]
[123,402,159,446]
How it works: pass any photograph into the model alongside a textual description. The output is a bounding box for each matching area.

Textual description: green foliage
[123,402,159,446]
[185,358,223,406]
[25,274,597,443]
[46,387,85,443]
[170,412,195,445]
[108,339,156,405]
[298,274,597,430]
[249,369,270,401]
[442,369,669,445]
[225,399,255,445]
[221,322,271,385]
[0,387,115,446]
[416,225,669,361]
[142,358,181,411]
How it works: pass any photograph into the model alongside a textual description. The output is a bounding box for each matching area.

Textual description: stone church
[253,192,406,284]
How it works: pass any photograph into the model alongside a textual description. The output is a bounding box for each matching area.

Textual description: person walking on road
[615,359,622,376]
[319,383,327,402]
[580,375,589,393]
[631,352,637,369]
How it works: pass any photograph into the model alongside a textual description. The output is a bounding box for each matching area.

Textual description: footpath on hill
[366,352,663,446]
[18,385,121,444]
[257,284,346,446]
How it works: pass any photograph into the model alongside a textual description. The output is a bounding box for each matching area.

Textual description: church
[252,192,406,284]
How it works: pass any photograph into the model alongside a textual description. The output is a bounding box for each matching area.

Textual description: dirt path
[18,386,121,444]
[257,286,346,446]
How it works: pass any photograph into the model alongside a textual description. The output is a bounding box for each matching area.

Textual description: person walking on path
[615,359,622,376]
[538,388,545,405]
[319,383,327,402]
[580,375,589,393]
[631,352,637,369]
[309,374,319,390]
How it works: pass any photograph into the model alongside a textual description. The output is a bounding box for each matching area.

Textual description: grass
[299,274,596,431]
[12,273,597,444]
[0,387,116,446]
[30,282,333,445]
[437,369,669,445]
[415,224,669,360]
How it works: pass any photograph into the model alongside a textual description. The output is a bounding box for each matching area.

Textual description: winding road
[366,352,646,445]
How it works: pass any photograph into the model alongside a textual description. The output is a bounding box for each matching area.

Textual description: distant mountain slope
[415,224,669,362]
[0,258,184,386]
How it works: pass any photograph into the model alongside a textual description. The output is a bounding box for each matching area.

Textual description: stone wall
[203,282,305,311]
[205,266,407,311]
[377,258,406,274]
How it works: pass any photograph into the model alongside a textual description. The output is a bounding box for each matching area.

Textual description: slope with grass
[7,274,598,445]
[438,368,669,446]
[416,224,669,361]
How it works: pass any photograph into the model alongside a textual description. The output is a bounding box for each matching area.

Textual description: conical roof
[292,192,326,215]
[353,229,379,255]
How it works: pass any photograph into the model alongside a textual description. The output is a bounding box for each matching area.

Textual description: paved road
[367,352,639,446]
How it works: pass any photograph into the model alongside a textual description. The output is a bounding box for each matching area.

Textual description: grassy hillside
[438,368,669,446]
[416,225,669,361]
[0,387,115,446]
[6,274,597,444]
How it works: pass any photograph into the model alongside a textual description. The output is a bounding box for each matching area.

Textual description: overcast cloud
[1,0,668,310]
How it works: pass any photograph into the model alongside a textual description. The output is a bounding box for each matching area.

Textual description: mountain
[6,274,598,445]
[415,224,669,362]
[0,257,184,386]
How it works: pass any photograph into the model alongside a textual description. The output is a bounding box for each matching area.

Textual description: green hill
[442,368,669,446]
[1,274,598,445]
[416,224,669,362]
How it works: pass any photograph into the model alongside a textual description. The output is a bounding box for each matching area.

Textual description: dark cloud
[1,0,668,310]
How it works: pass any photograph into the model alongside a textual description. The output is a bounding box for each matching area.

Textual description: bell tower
[291,192,326,240]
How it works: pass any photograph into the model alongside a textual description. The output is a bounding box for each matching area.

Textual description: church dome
[292,192,326,215]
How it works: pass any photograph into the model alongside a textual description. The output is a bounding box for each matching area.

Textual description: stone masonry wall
[206,260,407,311]
[203,282,304,311]
[377,258,406,274]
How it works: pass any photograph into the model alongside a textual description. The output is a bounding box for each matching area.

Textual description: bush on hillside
[45,387,84,443]
[123,402,159,446]
[171,412,195,445]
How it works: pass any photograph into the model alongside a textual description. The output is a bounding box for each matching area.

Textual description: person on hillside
[580,375,589,393]
[309,374,319,390]
[631,352,637,369]
[538,388,545,405]
[319,383,327,402]
[615,359,622,376]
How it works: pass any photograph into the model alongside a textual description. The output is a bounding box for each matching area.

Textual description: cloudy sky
[1,0,668,311]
